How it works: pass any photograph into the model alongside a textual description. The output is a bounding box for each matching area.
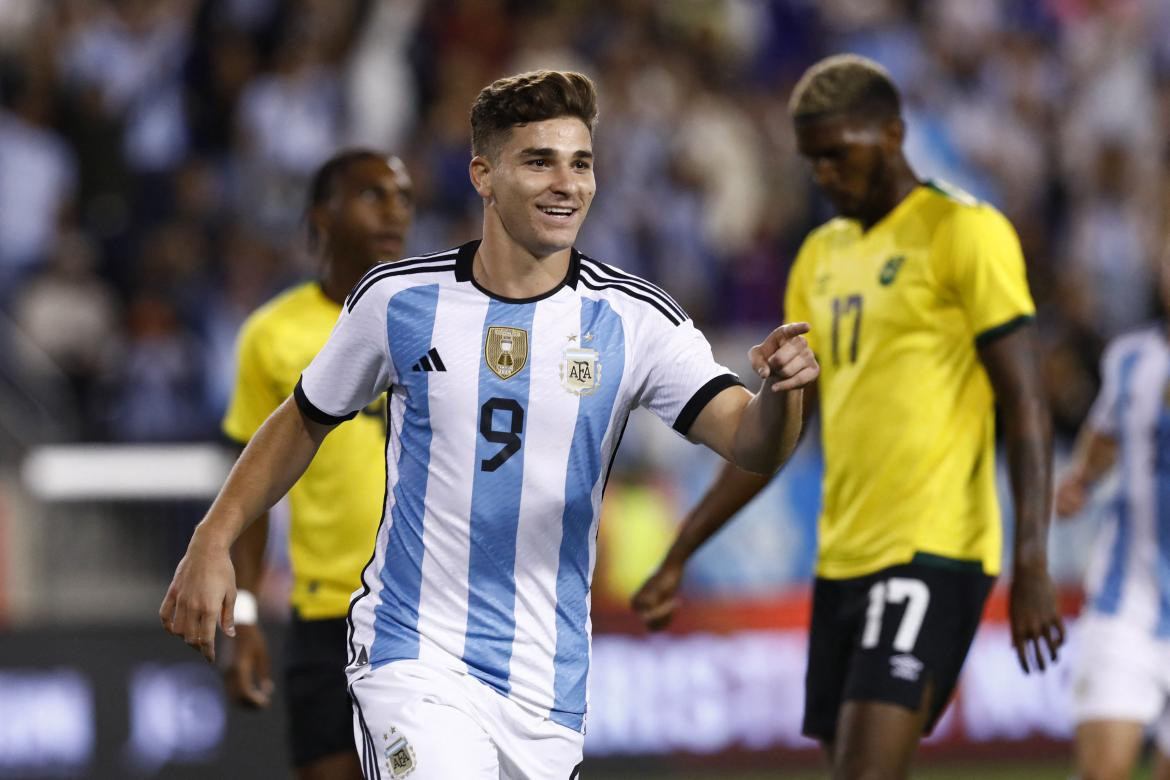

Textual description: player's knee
[1078,763,1135,780]
[833,764,905,780]
[833,749,909,780]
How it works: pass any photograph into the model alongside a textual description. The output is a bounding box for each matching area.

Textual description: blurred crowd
[0,0,1167,450]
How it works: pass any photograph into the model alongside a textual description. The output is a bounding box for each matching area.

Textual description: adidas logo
[411,347,446,372]
[356,646,369,666]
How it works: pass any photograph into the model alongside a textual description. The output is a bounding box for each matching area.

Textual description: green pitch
[593,761,1154,779]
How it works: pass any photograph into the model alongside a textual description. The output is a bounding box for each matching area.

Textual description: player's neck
[475,218,572,300]
[319,253,378,305]
[859,159,920,231]
[318,273,349,305]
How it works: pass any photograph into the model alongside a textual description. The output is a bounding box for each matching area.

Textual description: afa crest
[485,326,528,380]
[560,347,600,395]
[382,728,416,777]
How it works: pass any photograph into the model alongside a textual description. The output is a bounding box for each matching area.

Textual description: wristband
[233,589,259,626]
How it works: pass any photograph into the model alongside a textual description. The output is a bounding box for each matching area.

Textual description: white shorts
[349,660,584,780]
[1072,612,1170,731]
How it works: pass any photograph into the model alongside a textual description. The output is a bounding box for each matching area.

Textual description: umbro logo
[411,347,446,372]
[889,653,923,681]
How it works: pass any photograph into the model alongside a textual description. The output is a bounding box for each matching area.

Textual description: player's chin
[530,225,582,255]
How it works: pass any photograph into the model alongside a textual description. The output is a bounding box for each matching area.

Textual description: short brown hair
[788,54,900,123]
[470,70,599,158]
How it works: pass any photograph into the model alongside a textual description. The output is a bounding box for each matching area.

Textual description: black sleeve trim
[974,314,1034,348]
[672,374,745,435]
[294,377,358,425]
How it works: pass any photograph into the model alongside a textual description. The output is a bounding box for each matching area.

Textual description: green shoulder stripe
[974,314,1034,348]
[925,178,979,207]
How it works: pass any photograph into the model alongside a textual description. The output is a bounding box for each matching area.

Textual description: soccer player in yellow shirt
[220,149,413,780]
[632,55,1065,778]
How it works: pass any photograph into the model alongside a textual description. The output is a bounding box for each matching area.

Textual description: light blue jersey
[296,241,740,730]
[1083,324,1170,637]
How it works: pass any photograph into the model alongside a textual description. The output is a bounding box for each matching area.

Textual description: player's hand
[1008,567,1065,674]
[159,531,237,664]
[631,561,684,632]
[1054,473,1088,518]
[749,322,819,393]
[223,624,274,708]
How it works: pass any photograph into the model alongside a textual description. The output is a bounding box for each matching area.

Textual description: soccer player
[1054,248,1170,780]
[632,54,1065,779]
[159,69,819,778]
[221,149,413,780]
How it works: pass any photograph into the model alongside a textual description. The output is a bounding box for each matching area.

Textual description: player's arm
[689,322,819,472]
[225,496,273,708]
[978,322,1065,673]
[1054,426,1118,518]
[632,325,819,630]
[219,316,280,706]
[159,397,335,663]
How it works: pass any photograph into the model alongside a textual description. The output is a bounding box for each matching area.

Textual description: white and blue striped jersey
[1082,324,1170,637]
[295,241,741,731]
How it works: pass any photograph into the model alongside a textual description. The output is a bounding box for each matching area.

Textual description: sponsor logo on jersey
[383,728,416,777]
[889,653,924,681]
[879,255,906,285]
[485,327,528,380]
[560,344,600,395]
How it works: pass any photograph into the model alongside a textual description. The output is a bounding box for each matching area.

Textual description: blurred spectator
[1065,142,1157,337]
[343,0,424,152]
[0,63,77,297]
[234,15,343,232]
[57,0,194,173]
[11,231,120,439]
[106,292,207,442]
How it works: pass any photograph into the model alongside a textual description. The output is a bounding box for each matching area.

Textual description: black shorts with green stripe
[802,553,994,742]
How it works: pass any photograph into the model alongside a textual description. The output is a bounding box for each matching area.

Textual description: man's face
[322,156,414,268]
[795,114,891,220]
[477,117,596,257]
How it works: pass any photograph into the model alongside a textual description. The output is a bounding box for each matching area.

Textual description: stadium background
[0,0,1166,777]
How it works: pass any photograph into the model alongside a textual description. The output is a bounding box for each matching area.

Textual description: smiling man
[159,70,819,778]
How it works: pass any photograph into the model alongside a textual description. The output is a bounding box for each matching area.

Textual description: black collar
[454,240,581,303]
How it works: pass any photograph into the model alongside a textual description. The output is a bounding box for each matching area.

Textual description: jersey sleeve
[783,238,819,355]
[1085,338,1130,437]
[222,315,282,445]
[637,315,742,437]
[937,205,1036,345]
[296,290,394,425]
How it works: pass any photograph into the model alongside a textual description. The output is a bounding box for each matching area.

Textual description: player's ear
[469,155,493,200]
[881,116,905,151]
[308,204,329,250]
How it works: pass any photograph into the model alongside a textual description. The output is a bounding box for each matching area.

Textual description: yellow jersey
[223,282,386,619]
[785,181,1034,579]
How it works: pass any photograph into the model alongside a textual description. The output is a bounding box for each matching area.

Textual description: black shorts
[284,614,355,768]
[802,554,994,743]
